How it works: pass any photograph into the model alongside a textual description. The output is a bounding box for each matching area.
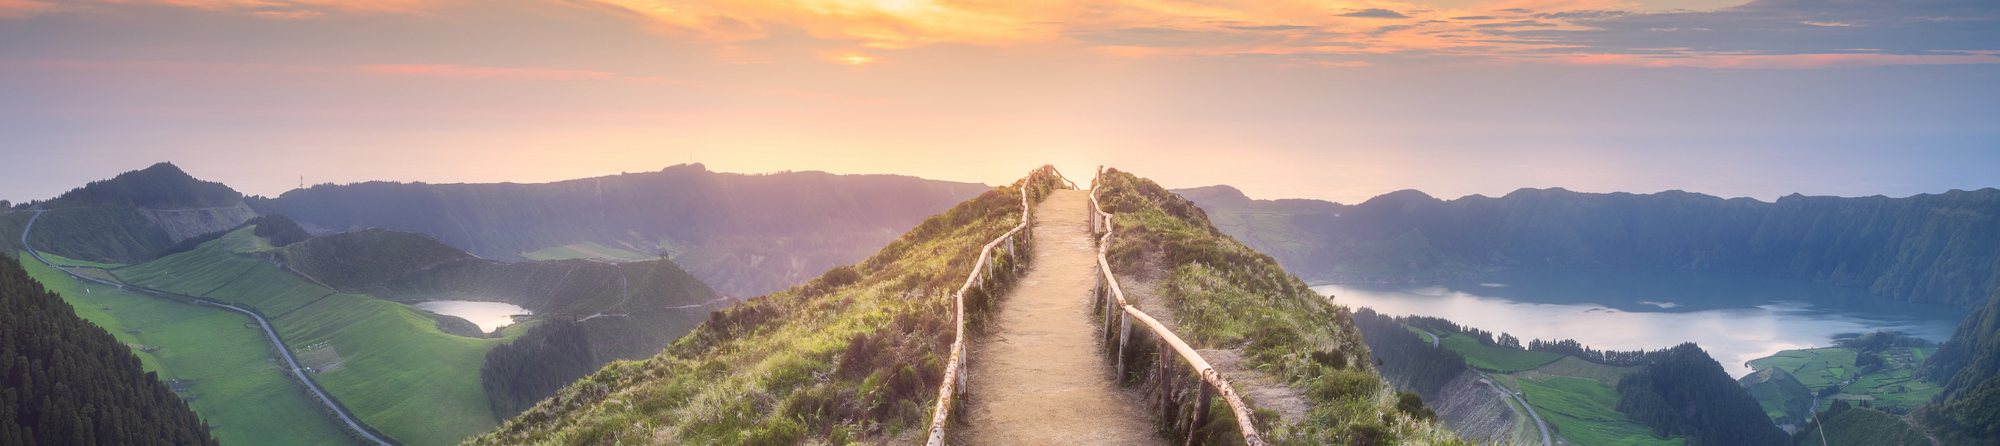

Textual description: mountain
[3,162,258,264]
[1796,402,1931,446]
[1915,286,2000,445]
[1176,185,2000,308]
[1739,366,1815,428]
[0,256,220,446]
[466,167,1467,444]
[247,163,991,297]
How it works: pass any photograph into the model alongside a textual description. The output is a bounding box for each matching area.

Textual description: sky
[2,0,1997,205]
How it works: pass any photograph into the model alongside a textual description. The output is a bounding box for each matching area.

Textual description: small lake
[413,300,531,333]
[1314,269,1971,377]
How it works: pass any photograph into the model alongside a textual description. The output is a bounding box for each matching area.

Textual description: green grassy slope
[1519,377,1680,446]
[1096,168,1468,444]
[1739,367,1815,426]
[464,167,1069,445]
[1439,332,1563,372]
[114,228,526,446]
[20,255,358,446]
[1798,406,1930,446]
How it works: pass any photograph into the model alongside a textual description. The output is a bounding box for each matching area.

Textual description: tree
[1498,332,1521,349]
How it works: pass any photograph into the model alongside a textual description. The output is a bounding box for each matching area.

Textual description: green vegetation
[465,167,1069,445]
[1351,309,1467,397]
[1739,367,1815,426]
[1746,343,1942,416]
[30,250,128,269]
[1615,343,1788,446]
[1519,377,1679,446]
[20,256,359,446]
[22,205,175,264]
[249,163,991,297]
[1439,332,1562,373]
[1749,348,1859,390]
[1795,401,1929,446]
[1095,168,1468,444]
[522,242,651,262]
[1913,286,2000,445]
[50,162,242,209]
[0,256,220,446]
[1177,184,2000,309]
[114,227,532,446]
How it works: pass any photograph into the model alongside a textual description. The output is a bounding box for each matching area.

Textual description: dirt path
[958,190,1163,446]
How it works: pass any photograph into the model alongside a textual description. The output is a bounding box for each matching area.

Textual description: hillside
[1915,286,2000,445]
[1176,185,2000,308]
[1796,402,1930,446]
[49,162,242,210]
[104,223,721,446]
[1094,168,1464,443]
[8,163,259,264]
[248,163,991,297]
[465,167,1069,445]
[0,257,220,446]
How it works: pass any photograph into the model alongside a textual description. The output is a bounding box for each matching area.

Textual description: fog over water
[414,300,531,334]
[1315,269,1971,377]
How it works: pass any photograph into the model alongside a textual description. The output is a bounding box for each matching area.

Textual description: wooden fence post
[1187,381,1214,446]
[1117,310,1132,382]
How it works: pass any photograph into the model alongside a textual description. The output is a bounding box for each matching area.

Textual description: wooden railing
[1091,167,1268,446]
[925,167,1062,445]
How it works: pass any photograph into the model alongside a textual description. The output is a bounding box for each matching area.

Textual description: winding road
[1412,326,1548,446]
[23,210,395,446]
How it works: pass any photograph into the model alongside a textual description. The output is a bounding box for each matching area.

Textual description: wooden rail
[926,168,1061,445]
[1091,167,1268,446]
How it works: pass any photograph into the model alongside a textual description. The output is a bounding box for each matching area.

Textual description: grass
[21,252,359,446]
[1100,169,1471,445]
[465,169,1069,445]
[114,228,530,446]
[32,250,130,268]
[1747,348,1856,390]
[1746,346,1942,415]
[522,242,653,262]
[1521,356,1641,387]
[1407,325,1438,345]
[1517,377,1681,446]
[1439,333,1563,373]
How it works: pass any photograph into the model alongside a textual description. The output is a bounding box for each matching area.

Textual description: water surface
[1315,269,1970,377]
[414,300,531,333]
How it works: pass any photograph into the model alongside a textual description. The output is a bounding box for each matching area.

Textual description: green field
[1518,377,1682,446]
[112,228,530,446]
[1440,332,1564,372]
[522,241,652,262]
[21,253,359,446]
[1746,346,1942,414]
[32,250,130,269]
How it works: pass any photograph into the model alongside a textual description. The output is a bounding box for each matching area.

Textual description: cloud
[1495,8,1533,13]
[1336,8,1410,18]
[1451,16,1494,20]
[1224,24,1314,31]
[1509,0,2000,59]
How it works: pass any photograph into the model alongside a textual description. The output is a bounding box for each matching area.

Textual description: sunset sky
[3,0,1997,204]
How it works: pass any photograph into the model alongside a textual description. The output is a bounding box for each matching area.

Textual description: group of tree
[1525,338,1650,366]
[1913,286,2000,445]
[1399,314,1496,345]
[1614,343,1789,446]
[1792,400,1930,446]
[478,318,600,420]
[52,162,241,209]
[1351,307,1470,397]
[0,257,219,445]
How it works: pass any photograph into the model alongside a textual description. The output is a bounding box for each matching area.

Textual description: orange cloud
[355,64,695,84]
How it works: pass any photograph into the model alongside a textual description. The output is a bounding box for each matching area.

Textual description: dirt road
[957,190,1162,445]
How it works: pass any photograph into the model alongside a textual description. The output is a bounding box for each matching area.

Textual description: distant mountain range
[1177,185,2000,309]
[4,162,991,297]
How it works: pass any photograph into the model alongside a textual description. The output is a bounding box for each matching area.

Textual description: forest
[0,257,220,445]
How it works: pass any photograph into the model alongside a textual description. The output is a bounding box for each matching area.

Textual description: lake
[413,300,532,333]
[1314,269,1971,377]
